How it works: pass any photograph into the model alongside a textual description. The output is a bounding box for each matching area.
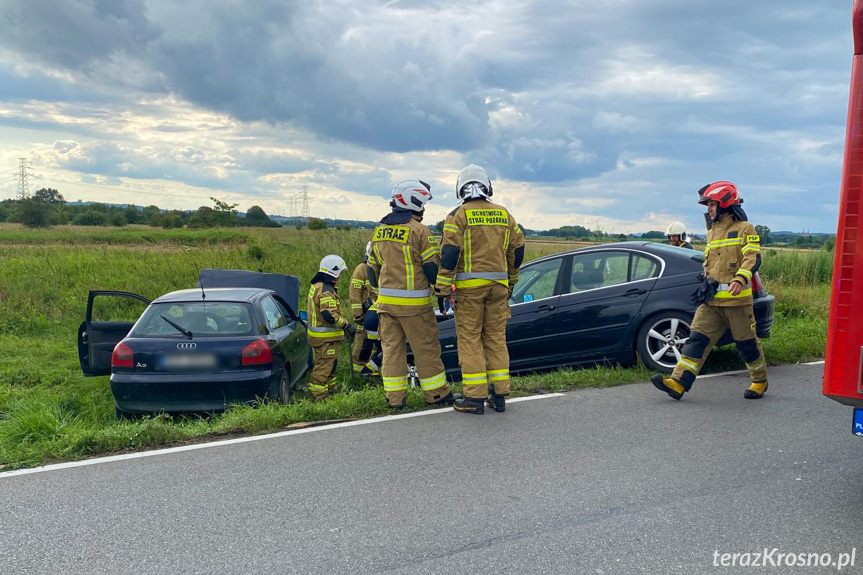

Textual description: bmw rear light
[111,342,134,368]
[751,272,764,294]
[242,339,273,365]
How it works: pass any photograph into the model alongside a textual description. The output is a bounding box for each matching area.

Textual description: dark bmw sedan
[437,242,775,378]
[78,270,310,417]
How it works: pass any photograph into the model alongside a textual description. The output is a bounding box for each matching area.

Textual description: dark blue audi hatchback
[436,242,776,378]
[78,270,310,417]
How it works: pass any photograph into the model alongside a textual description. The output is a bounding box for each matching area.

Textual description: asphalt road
[2,363,862,575]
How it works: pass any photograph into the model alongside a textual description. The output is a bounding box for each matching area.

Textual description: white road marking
[0,392,565,479]
[697,361,824,380]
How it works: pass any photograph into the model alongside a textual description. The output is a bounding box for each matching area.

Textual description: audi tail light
[111,342,134,368]
[242,339,272,365]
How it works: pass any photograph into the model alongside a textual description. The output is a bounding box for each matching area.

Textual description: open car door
[78,290,151,376]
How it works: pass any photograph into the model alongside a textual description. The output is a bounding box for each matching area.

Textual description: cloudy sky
[0,0,852,232]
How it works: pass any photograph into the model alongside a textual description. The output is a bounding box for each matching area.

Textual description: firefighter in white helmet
[434,165,525,414]
[367,180,456,408]
[307,254,355,400]
[665,221,694,249]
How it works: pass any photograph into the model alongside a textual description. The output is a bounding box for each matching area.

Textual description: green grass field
[0,224,832,470]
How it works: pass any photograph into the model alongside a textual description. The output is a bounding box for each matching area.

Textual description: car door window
[570,252,629,292]
[630,254,660,281]
[260,296,287,331]
[511,258,562,303]
[272,297,296,323]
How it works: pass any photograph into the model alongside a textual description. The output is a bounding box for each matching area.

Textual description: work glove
[691,275,719,306]
[343,323,357,338]
[362,298,373,313]
[353,315,364,325]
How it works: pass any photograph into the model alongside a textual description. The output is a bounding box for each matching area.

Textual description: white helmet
[665,221,688,241]
[319,254,347,279]
[391,180,432,212]
[456,164,493,201]
[364,241,372,260]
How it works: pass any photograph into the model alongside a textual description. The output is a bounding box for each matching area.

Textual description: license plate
[162,353,217,370]
[854,408,863,437]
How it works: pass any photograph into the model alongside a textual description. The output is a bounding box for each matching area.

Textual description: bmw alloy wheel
[644,316,691,371]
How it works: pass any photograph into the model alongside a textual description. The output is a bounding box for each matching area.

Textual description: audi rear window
[132,302,255,337]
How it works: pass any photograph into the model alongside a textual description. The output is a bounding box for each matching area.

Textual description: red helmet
[697,181,740,208]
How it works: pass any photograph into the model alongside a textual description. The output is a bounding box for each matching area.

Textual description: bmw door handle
[624,288,647,297]
[536,304,557,312]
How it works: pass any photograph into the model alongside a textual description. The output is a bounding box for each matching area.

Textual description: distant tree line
[0,190,282,229]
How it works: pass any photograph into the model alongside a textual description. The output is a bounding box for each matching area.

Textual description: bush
[16,198,53,228]
[72,210,108,226]
[308,217,327,230]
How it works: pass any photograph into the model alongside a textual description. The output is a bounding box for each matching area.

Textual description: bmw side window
[511,258,562,304]
[570,252,629,291]
[260,296,286,331]
[630,254,660,281]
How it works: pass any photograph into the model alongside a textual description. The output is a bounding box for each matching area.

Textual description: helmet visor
[459,182,488,198]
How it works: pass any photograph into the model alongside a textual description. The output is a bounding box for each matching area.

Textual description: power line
[300,185,311,219]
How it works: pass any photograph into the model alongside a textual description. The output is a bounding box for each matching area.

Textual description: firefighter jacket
[703,213,761,307]
[435,198,525,291]
[368,212,441,317]
[349,262,376,321]
[307,275,348,343]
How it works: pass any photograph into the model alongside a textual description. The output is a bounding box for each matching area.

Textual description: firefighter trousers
[310,340,340,400]
[670,303,768,391]
[379,309,449,407]
[454,282,512,399]
[351,323,367,373]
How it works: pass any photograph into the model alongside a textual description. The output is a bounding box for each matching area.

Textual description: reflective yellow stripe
[455,278,508,289]
[309,384,328,392]
[421,246,440,260]
[376,295,434,306]
[308,330,344,338]
[403,245,414,290]
[437,275,453,287]
[351,279,363,289]
[462,372,488,385]
[678,358,699,374]
[488,368,509,381]
[351,303,363,309]
[708,238,744,248]
[465,229,472,273]
[352,363,364,373]
[419,372,447,391]
[714,287,753,299]
[736,269,753,282]
[746,361,766,372]
[383,376,408,391]
[741,245,760,254]
[443,224,459,234]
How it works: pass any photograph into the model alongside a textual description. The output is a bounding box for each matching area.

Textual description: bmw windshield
[131,302,256,337]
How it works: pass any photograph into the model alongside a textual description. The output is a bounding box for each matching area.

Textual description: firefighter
[307,254,355,400]
[349,241,378,375]
[357,300,383,375]
[665,221,694,249]
[367,180,456,409]
[435,164,525,414]
[652,181,768,400]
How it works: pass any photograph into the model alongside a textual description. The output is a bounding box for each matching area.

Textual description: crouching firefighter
[367,180,456,409]
[435,164,525,414]
[652,181,768,401]
[307,255,355,400]
[349,241,378,375]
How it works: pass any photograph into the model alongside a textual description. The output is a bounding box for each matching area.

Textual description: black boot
[486,394,506,412]
[453,396,485,414]
[429,391,462,406]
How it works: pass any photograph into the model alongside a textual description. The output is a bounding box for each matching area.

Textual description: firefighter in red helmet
[652,181,768,401]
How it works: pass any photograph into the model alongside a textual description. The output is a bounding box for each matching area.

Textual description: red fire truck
[823,0,863,436]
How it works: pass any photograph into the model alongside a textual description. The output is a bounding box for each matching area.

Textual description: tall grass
[758,248,833,287]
